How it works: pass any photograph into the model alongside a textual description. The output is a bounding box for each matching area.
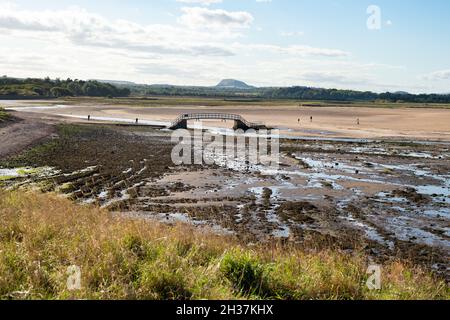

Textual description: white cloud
[423,69,450,81]
[296,71,369,85]
[235,43,349,58]
[0,5,235,57]
[176,0,222,5]
[280,31,305,37]
[3,3,430,93]
[179,7,254,29]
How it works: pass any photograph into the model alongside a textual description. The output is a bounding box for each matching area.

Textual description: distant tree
[50,87,73,97]
[32,87,45,96]
[81,82,98,96]
[119,87,131,97]
[67,82,83,96]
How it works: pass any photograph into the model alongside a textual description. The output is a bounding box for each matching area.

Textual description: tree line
[137,85,450,103]
[2,76,449,103]
[0,76,131,98]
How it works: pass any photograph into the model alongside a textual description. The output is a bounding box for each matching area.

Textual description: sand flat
[4,100,450,141]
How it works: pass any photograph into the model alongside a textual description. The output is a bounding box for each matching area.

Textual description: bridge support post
[233,120,250,131]
[171,119,188,130]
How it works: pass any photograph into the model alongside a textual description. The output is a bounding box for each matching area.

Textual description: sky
[1,0,450,93]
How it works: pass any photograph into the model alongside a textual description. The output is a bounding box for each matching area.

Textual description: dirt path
[0,112,56,159]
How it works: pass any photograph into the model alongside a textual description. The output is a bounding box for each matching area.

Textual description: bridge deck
[168,113,266,130]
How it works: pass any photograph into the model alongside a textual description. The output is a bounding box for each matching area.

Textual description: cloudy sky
[1,0,450,93]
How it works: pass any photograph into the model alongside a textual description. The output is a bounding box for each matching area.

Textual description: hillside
[216,79,255,90]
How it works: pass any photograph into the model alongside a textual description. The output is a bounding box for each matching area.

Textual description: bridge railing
[170,113,264,128]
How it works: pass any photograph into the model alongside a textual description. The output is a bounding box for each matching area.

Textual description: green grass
[1,141,59,169]
[0,176,15,181]
[0,168,41,184]
[0,107,10,122]
[0,190,448,300]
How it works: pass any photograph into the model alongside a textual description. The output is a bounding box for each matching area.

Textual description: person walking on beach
[310,116,313,122]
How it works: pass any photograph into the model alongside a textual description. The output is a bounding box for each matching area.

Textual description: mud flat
[1,121,449,280]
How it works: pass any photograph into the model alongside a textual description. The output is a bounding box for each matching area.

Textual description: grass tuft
[220,250,275,298]
[0,107,10,122]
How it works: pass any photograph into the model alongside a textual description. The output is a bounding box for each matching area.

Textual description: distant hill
[216,79,255,90]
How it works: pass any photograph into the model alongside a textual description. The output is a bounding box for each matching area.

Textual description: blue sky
[1,0,450,93]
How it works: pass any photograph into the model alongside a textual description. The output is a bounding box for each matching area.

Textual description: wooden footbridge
[168,113,267,130]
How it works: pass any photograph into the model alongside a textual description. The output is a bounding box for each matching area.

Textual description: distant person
[357,118,360,125]
[136,118,139,124]
[88,115,90,121]
[298,118,300,124]
[310,116,313,122]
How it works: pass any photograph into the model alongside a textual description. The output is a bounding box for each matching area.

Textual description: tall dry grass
[0,190,447,300]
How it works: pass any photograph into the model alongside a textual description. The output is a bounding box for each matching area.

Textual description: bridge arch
[168,113,266,130]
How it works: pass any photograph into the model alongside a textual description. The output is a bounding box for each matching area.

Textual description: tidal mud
[1,124,449,279]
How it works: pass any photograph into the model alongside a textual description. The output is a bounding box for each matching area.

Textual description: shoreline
[2,98,450,143]
[6,108,450,145]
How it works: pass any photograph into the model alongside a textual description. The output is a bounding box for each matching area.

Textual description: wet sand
[3,99,450,141]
